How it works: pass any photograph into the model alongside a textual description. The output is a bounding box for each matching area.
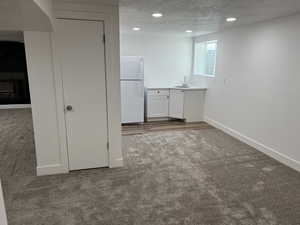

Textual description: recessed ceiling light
[226,17,237,22]
[152,13,163,18]
[186,30,193,33]
[132,27,141,31]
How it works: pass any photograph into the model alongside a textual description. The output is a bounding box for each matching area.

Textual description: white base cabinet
[147,88,206,122]
[147,89,169,118]
[169,90,184,119]
[182,90,206,122]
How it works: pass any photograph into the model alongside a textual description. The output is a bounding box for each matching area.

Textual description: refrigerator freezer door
[121,80,144,123]
[120,56,144,80]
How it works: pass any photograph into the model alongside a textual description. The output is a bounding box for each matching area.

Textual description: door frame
[51,9,123,172]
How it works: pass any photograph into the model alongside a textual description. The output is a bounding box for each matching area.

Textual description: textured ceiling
[119,0,300,36]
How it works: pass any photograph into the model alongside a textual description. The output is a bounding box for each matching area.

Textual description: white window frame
[192,40,218,77]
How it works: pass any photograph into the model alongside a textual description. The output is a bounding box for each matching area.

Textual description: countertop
[147,87,207,91]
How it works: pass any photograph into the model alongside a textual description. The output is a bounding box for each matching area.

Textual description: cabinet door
[169,90,184,119]
[147,90,169,118]
[183,91,205,122]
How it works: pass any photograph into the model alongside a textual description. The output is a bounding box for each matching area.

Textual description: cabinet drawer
[147,89,169,96]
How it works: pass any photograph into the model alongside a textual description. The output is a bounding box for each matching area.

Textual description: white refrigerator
[121,56,144,123]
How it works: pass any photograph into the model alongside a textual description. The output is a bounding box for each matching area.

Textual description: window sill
[193,74,215,78]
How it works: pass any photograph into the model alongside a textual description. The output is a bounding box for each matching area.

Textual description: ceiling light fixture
[226,17,237,22]
[152,13,163,18]
[132,27,141,31]
[186,30,193,33]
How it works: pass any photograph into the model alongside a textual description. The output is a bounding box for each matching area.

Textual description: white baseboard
[109,158,124,168]
[0,182,8,225]
[37,164,68,176]
[205,117,300,173]
[37,159,124,175]
[0,104,31,109]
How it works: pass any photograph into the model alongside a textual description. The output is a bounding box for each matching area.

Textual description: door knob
[66,105,73,111]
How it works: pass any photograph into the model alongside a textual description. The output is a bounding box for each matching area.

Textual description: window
[193,40,217,76]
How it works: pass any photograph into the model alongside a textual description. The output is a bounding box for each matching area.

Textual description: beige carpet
[0,109,36,178]
[2,127,300,225]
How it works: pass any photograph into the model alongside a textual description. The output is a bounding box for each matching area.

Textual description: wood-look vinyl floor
[122,120,214,136]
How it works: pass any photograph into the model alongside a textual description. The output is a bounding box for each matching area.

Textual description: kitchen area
[120,56,207,126]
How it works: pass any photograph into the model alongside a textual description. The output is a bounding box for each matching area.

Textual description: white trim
[0,182,8,225]
[50,32,70,176]
[147,117,171,122]
[205,117,300,173]
[0,104,31,109]
[37,164,68,176]
[109,158,124,168]
[194,39,218,44]
[193,74,215,78]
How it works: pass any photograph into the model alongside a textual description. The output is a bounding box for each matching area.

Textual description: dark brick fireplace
[0,41,30,105]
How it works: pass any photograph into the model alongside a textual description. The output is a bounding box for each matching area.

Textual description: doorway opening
[0,31,36,178]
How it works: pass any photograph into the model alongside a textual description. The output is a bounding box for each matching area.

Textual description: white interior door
[56,19,108,170]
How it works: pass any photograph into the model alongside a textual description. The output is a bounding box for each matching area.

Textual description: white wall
[0,31,23,42]
[23,1,123,175]
[33,0,55,27]
[0,0,52,31]
[191,13,300,171]
[24,31,69,175]
[120,33,192,88]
